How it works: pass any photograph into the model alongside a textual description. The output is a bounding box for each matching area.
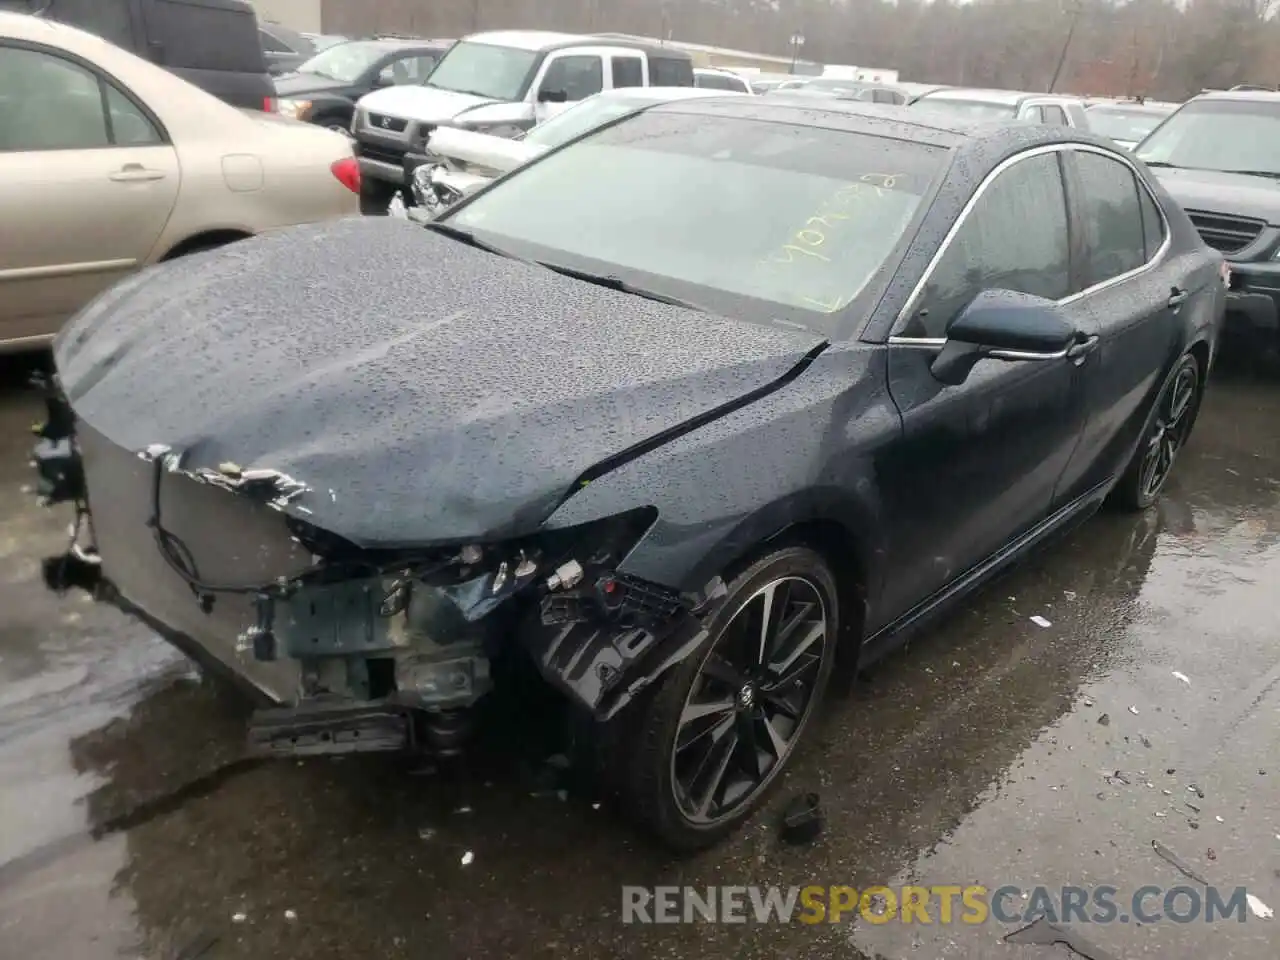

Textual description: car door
[875,148,1091,628]
[532,49,605,124]
[0,42,179,344]
[1050,146,1187,505]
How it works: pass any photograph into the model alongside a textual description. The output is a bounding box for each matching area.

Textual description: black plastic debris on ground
[780,793,823,844]
[1004,917,1120,960]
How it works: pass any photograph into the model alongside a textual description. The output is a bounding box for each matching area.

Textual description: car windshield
[912,97,1017,120]
[1086,106,1169,142]
[295,42,386,83]
[524,94,651,148]
[446,110,946,332]
[425,40,539,101]
[1135,99,1280,177]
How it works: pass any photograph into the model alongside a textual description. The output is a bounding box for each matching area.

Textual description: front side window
[447,110,947,332]
[900,153,1070,338]
[427,40,539,101]
[612,56,643,88]
[297,42,389,84]
[379,55,436,85]
[1086,106,1168,143]
[1074,151,1147,287]
[260,29,290,53]
[1135,98,1280,177]
[1043,105,1068,126]
[539,55,604,102]
[0,46,108,151]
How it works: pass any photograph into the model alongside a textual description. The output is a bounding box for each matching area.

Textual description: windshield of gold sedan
[1135,99,1280,176]
[445,110,946,329]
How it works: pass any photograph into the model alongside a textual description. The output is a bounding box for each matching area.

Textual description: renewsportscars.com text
[622,884,1254,925]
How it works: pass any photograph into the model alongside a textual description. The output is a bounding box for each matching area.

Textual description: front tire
[1111,351,1202,511]
[611,546,839,852]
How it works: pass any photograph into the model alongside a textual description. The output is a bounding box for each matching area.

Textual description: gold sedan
[0,12,361,352]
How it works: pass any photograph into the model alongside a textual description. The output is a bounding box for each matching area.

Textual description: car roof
[350,37,451,52]
[1086,101,1173,114]
[462,29,691,58]
[592,86,746,105]
[642,95,1125,153]
[916,87,1046,105]
[1193,88,1280,103]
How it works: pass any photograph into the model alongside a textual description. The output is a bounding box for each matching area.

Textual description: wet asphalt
[0,351,1278,960]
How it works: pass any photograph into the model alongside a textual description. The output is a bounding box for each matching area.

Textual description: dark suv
[1135,90,1280,356]
[2,0,274,109]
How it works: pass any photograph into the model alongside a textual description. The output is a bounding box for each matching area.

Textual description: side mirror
[538,88,567,103]
[930,289,1077,386]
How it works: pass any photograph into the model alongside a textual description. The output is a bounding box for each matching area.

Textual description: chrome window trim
[889,142,1174,345]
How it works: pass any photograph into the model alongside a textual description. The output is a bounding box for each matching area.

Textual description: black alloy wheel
[608,546,840,851]
[1113,352,1202,511]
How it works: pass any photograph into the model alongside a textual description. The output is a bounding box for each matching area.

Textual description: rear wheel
[609,546,839,851]
[1111,352,1202,511]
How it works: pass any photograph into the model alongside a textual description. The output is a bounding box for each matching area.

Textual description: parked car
[693,67,752,93]
[1086,99,1176,150]
[274,37,453,133]
[911,87,1090,128]
[400,86,749,215]
[777,80,912,105]
[0,10,360,351]
[351,30,695,212]
[259,19,315,76]
[0,0,275,110]
[33,96,1223,851]
[302,32,349,52]
[1134,89,1280,358]
[746,71,801,94]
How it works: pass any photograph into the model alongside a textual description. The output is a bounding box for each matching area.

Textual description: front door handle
[1066,334,1100,364]
[1167,287,1189,311]
[109,163,166,182]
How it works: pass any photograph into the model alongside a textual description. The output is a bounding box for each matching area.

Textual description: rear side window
[1022,105,1045,123]
[259,29,290,53]
[0,46,162,150]
[650,56,693,87]
[1074,151,1147,286]
[1043,104,1068,125]
[612,56,643,88]
[902,153,1070,338]
[40,0,136,49]
[871,88,905,104]
[148,0,266,74]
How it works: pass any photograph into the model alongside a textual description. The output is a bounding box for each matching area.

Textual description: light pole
[1048,2,1082,93]
[789,32,805,74]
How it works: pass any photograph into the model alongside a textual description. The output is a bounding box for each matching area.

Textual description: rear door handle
[1168,287,1189,310]
[109,163,166,182]
[1066,334,1100,364]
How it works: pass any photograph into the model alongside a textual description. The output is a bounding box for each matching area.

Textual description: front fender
[542,346,898,599]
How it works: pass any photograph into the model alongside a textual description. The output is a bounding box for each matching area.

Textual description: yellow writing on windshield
[759,174,906,312]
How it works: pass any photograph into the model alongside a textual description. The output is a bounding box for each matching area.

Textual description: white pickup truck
[353,30,698,213]
[391,86,748,221]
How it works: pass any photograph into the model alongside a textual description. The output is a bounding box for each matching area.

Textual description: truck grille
[357,141,408,167]
[367,113,408,133]
[1186,209,1265,255]
[79,422,312,702]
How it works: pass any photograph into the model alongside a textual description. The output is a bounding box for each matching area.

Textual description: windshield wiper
[1224,169,1280,180]
[423,221,516,258]
[536,262,703,311]
[1140,160,1179,168]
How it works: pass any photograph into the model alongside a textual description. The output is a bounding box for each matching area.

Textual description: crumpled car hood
[55,218,824,547]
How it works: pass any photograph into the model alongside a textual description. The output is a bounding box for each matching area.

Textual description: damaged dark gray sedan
[31,98,1225,850]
